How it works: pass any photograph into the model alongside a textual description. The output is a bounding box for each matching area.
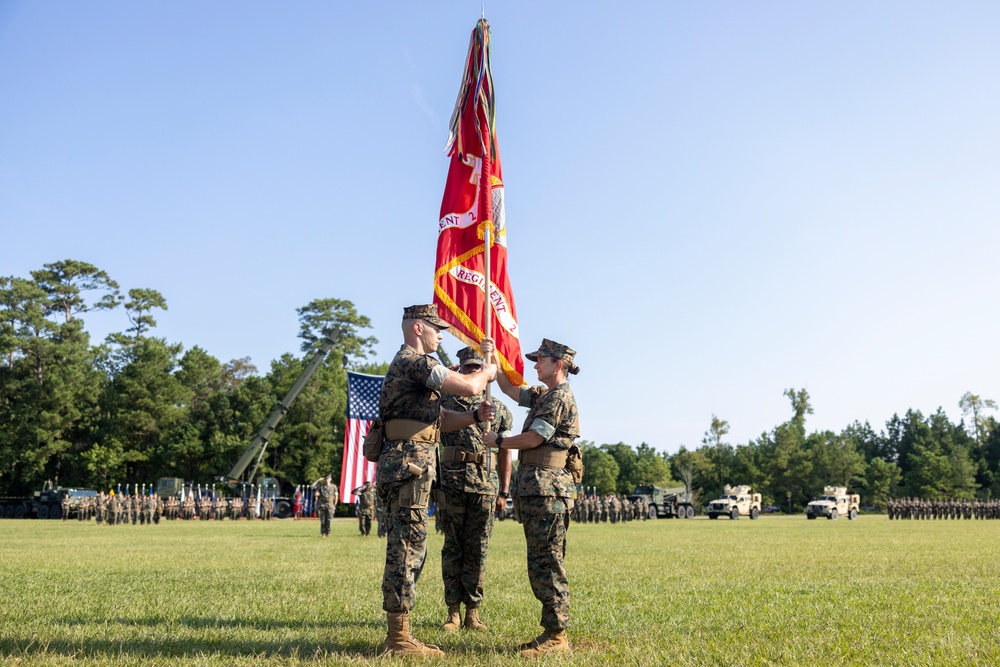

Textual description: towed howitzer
[215,333,337,518]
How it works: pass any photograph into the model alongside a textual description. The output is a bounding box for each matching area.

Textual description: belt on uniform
[441,446,494,471]
[384,419,439,444]
[519,446,567,468]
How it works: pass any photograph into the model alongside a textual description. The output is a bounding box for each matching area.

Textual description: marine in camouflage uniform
[313,475,340,537]
[353,482,376,536]
[438,347,514,633]
[375,304,498,657]
[108,493,120,525]
[486,338,580,657]
[198,496,212,521]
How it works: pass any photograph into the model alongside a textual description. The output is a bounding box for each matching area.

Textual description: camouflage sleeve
[518,385,544,408]
[527,388,567,443]
[528,419,556,439]
[426,361,448,390]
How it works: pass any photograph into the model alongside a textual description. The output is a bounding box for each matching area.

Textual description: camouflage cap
[457,346,484,367]
[402,304,450,329]
[525,338,580,375]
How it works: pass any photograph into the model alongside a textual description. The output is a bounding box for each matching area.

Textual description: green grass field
[1,514,998,666]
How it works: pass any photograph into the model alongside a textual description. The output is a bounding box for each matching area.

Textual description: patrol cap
[457,346,484,368]
[403,304,450,329]
[525,338,580,375]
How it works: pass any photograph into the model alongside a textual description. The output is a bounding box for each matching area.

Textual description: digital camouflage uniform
[439,385,513,611]
[516,380,579,633]
[108,494,120,525]
[198,497,211,521]
[314,478,339,537]
[353,482,376,536]
[377,343,447,614]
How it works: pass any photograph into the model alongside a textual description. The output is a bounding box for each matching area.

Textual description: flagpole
[483,222,492,405]
[479,15,494,409]
[482,175,495,485]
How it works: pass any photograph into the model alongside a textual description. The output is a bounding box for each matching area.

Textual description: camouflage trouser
[379,468,433,613]
[319,507,332,535]
[440,487,495,608]
[376,508,388,537]
[520,495,571,632]
[359,511,373,536]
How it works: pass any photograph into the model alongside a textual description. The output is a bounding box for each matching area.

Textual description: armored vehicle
[629,485,695,519]
[706,485,761,520]
[806,486,859,520]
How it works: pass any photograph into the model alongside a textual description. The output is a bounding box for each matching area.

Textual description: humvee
[706,485,761,520]
[806,486,859,520]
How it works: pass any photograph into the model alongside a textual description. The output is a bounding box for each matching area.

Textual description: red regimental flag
[434,19,524,386]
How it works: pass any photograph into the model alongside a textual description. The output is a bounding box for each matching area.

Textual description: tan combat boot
[463,605,487,631]
[441,604,462,632]
[519,630,569,658]
[382,611,445,657]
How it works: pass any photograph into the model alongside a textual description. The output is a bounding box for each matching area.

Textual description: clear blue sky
[3,2,999,454]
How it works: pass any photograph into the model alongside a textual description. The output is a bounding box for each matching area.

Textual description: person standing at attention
[485,338,580,658]
[376,304,497,658]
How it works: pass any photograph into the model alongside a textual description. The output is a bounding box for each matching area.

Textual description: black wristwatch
[495,435,504,447]
[499,491,509,498]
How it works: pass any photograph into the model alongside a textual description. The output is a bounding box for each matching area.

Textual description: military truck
[629,485,696,519]
[0,481,97,519]
[706,485,762,520]
[806,486,859,520]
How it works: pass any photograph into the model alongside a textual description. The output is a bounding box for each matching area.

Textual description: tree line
[0,260,383,496]
[580,388,1000,512]
[4,260,999,510]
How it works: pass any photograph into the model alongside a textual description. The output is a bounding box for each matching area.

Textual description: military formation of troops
[65,491,277,524]
[571,494,649,523]
[887,497,1000,520]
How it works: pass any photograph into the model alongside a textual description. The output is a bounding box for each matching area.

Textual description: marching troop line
[66,492,278,524]
[570,494,649,523]
[887,497,1000,520]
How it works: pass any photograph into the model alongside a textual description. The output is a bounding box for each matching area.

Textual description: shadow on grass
[57,615,383,632]
[0,635,378,660]
[24,616,516,659]
[0,634,526,660]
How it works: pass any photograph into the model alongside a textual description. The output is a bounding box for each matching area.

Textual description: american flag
[340,371,383,504]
